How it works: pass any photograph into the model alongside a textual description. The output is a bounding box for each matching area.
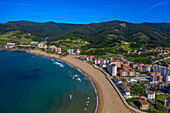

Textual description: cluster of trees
[130,84,146,96]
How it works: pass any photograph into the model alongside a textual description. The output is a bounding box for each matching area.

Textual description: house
[77,55,87,60]
[110,60,122,68]
[112,76,122,84]
[146,91,155,99]
[49,45,57,50]
[86,56,94,62]
[122,63,130,70]
[44,44,48,50]
[144,65,153,72]
[75,48,81,54]
[37,42,46,48]
[67,49,74,54]
[137,99,149,110]
[129,69,136,77]
[57,47,62,51]
[119,83,130,96]
[164,97,170,108]
[150,72,163,83]
[119,70,128,77]
[137,64,145,72]
[130,63,138,69]
[101,59,109,64]
[95,59,101,65]
[6,43,15,48]
[100,62,106,68]
[107,63,117,76]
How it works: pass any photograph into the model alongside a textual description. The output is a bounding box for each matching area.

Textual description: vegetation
[141,22,170,32]
[148,100,168,113]
[129,83,146,96]
[49,20,170,48]
[156,94,168,102]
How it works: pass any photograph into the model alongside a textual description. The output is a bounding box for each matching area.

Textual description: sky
[0,0,170,24]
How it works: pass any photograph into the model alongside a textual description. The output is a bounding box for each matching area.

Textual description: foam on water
[72,74,81,82]
[53,61,64,67]
[69,94,72,100]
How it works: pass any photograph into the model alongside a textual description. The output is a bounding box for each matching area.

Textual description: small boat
[33,56,36,57]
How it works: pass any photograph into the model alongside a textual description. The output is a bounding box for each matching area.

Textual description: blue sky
[0,0,170,24]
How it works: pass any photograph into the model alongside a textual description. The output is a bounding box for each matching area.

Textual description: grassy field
[0,30,34,46]
[156,94,168,102]
[51,39,89,51]
[163,59,170,63]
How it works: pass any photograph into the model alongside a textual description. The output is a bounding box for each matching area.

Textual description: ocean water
[0,51,97,113]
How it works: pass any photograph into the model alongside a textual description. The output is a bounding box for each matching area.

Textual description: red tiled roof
[147,91,154,94]
[125,89,130,92]
[113,76,122,81]
[120,83,129,89]
[138,99,149,105]
[100,62,105,65]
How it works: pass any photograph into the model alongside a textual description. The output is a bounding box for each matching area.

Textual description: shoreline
[28,50,131,113]
[27,50,102,113]
[1,49,131,113]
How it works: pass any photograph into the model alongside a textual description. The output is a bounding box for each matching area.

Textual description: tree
[152,86,157,92]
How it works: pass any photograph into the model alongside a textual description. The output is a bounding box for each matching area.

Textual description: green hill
[141,22,170,32]
[4,21,83,38]
[49,20,170,48]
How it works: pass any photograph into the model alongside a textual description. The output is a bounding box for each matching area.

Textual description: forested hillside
[49,20,170,47]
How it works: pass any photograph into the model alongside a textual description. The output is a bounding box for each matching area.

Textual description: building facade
[107,63,117,76]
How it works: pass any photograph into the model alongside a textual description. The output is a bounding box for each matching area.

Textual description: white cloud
[149,1,170,9]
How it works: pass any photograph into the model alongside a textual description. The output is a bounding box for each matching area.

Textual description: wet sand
[29,50,131,113]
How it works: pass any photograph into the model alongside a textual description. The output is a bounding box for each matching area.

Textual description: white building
[146,91,155,99]
[37,42,46,48]
[107,63,117,76]
[30,42,39,45]
[67,49,74,54]
[95,59,101,65]
[6,43,16,48]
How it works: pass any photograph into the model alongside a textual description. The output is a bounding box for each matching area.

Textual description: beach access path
[29,50,132,113]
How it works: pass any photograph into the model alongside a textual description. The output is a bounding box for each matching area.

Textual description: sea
[0,51,97,113]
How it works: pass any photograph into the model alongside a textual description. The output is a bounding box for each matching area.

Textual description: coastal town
[4,40,170,113]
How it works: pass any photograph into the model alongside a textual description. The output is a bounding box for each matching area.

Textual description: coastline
[28,50,131,113]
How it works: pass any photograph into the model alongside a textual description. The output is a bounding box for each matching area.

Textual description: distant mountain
[4,21,83,37]
[49,20,170,47]
[1,20,170,47]
[141,22,170,32]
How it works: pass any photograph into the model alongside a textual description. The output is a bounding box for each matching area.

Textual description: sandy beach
[29,50,131,113]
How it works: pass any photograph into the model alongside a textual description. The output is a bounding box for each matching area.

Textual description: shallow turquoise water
[0,51,97,113]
